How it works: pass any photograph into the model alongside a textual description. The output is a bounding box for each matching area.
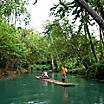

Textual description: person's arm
[65,68,68,72]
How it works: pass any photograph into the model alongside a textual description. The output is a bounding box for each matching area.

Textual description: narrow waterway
[0,72,104,104]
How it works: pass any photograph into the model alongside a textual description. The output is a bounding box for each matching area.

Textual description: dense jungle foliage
[0,0,104,80]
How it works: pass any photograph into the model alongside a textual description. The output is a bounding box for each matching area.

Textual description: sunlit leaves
[0,22,29,60]
[43,20,72,63]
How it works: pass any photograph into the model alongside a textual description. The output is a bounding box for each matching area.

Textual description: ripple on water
[26,100,49,104]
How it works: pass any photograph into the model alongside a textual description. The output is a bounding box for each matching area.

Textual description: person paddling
[61,65,68,82]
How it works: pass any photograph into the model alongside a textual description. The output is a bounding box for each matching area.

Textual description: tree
[0,22,29,70]
[92,0,104,58]
[0,0,30,27]
[43,20,73,69]
[77,0,104,29]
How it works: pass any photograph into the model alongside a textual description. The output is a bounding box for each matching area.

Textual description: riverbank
[0,69,28,78]
[77,74,104,83]
[0,70,104,83]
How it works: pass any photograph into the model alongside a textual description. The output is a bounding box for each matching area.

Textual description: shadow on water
[0,72,104,104]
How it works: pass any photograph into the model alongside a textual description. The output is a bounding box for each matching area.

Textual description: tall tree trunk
[96,0,104,59]
[99,28,104,59]
[86,23,98,62]
[77,48,89,69]
[77,0,104,29]
[51,55,55,71]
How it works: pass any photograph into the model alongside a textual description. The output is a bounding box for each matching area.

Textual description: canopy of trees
[0,0,104,80]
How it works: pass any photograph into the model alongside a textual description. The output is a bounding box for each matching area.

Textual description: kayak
[36,76,75,87]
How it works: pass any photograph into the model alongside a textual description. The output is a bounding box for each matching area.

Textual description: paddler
[61,65,68,82]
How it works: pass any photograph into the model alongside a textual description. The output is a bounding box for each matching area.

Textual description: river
[0,72,104,104]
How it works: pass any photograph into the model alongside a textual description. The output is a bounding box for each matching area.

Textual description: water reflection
[51,72,55,79]
[43,81,48,86]
[63,88,69,101]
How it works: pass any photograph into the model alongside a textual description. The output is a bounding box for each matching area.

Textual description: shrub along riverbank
[0,60,104,83]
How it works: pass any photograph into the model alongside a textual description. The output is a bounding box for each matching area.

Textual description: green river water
[0,72,104,104]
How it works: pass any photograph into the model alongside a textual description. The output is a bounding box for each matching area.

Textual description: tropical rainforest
[0,0,104,80]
